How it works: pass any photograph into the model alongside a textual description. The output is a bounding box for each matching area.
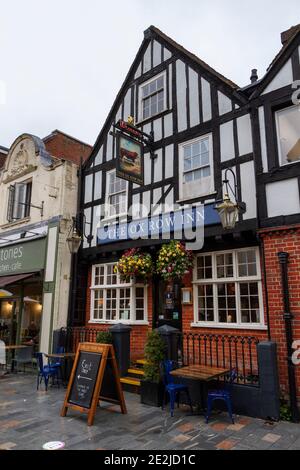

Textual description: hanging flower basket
[115,248,153,283]
[156,240,194,281]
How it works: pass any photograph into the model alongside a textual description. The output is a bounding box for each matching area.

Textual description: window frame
[275,104,300,167]
[89,263,148,324]
[104,169,128,221]
[7,179,32,223]
[192,248,266,330]
[138,71,167,123]
[178,133,215,201]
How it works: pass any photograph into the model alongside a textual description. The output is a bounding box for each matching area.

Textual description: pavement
[0,373,300,450]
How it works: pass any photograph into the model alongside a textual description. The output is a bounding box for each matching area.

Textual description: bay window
[193,248,264,328]
[90,263,147,323]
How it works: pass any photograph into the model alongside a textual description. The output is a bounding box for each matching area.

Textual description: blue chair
[205,369,237,424]
[49,346,65,368]
[162,360,193,417]
[36,353,59,391]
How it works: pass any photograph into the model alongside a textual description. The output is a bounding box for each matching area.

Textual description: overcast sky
[0,0,299,148]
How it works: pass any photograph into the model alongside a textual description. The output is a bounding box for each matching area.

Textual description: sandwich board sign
[61,342,127,426]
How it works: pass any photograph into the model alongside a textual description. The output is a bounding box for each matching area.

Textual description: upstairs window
[276,105,300,166]
[7,181,32,222]
[139,73,166,121]
[179,134,214,200]
[105,170,127,218]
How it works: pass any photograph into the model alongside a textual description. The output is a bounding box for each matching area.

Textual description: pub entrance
[154,277,182,331]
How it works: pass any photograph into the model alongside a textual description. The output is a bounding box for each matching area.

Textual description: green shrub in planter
[141,330,166,407]
[96,331,113,344]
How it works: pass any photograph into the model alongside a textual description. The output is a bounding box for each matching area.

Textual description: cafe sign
[0,237,47,276]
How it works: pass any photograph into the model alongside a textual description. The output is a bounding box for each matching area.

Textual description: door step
[127,368,144,376]
[120,376,141,394]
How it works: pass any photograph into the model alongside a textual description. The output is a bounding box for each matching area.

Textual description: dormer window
[7,181,32,222]
[276,105,300,166]
[139,72,167,121]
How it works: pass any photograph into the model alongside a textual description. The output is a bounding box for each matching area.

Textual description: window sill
[1,217,31,229]
[176,192,217,204]
[136,108,170,127]
[190,322,268,331]
[88,320,149,326]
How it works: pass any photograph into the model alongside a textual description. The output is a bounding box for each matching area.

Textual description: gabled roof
[250,24,300,99]
[85,25,247,169]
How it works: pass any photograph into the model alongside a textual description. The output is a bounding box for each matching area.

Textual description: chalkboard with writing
[69,352,102,409]
[61,342,127,426]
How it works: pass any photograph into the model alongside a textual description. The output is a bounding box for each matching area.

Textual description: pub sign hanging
[116,133,144,185]
[113,117,154,186]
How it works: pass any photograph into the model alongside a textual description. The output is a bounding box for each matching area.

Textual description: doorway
[154,278,182,330]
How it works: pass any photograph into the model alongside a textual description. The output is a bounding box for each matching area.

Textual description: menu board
[69,352,102,409]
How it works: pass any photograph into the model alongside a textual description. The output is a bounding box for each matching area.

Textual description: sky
[0,0,299,148]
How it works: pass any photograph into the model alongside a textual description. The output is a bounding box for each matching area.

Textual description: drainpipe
[260,238,271,340]
[278,252,300,422]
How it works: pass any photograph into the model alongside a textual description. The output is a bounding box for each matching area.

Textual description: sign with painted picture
[116,133,144,185]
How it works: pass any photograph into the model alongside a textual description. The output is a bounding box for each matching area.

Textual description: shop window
[179,134,214,200]
[105,170,127,218]
[193,248,264,328]
[139,72,166,121]
[90,263,147,323]
[7,181,32,222]
[276,105,300,166]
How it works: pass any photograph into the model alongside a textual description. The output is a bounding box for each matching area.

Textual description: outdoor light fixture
[67,218,82,254]
[215,168,246,230]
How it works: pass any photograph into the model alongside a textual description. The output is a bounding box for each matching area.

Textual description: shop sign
[116,133,144,186]
[97,204,219,246]
[0,238,46,276]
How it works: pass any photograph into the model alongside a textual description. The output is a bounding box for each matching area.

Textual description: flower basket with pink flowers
[156,240,194,281]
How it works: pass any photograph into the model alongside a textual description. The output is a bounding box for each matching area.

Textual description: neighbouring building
[0,145,8,176]
[75,25,300,403]
[0,130,91,353]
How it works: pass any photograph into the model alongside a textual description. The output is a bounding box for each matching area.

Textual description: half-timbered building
[75,24,300,403]
[78,25,263,358]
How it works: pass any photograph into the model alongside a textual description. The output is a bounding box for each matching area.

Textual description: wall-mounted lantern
[215,168,246,230]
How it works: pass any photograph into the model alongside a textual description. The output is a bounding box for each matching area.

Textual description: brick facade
[44,129,92,165]
[259,225,300,399]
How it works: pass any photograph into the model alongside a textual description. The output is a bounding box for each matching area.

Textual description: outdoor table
[45,352,75,386]
[170,364,231,414]
[4,345,29,373]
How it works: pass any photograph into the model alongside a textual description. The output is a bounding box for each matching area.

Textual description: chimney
[250,69,258,84]
[281,24,300,45]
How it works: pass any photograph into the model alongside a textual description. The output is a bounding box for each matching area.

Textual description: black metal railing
[180,332,260,386]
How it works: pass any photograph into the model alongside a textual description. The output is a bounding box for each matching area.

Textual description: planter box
[140,380,164,407]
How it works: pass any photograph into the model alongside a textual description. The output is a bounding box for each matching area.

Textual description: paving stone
[210,422,228,432]
[227,423,245,431]
[262,433,282,443]
[216,439,239,450]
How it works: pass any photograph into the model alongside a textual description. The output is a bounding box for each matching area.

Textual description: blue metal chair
[49,346,65,368]
[162,360,193,417]
[36,353,59,391]
[205,369,237,424]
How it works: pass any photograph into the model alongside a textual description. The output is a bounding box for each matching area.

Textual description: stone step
[120,377,141,387]
[135,359,148,366]
[127,368,145,376]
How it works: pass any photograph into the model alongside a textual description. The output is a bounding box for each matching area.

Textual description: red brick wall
[259,225,300,398]
[44,131,91,165]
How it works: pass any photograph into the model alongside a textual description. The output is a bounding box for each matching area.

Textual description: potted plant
[140,330,166,407]
[96,330,113,344]
[156,240,194,281]
[115,248,153,283]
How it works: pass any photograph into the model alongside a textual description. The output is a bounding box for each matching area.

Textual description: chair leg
[169,391,175,417]
[226,397,234,424]
[186,389,193,414]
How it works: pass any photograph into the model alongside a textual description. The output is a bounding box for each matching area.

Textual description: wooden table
[170,364,230,414]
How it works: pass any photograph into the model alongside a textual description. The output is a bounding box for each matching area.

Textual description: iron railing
[180,332,260,386]
[58,327,260,387]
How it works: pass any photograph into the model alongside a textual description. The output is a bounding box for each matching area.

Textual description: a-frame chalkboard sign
[61,342,127,426]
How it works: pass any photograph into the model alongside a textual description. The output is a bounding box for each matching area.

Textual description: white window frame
[104,169,128,221]
[275,104,300,167]
[178,133,215,202]
[138,71,167,123]
[89,263,148,325]
[192,248,266,330]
